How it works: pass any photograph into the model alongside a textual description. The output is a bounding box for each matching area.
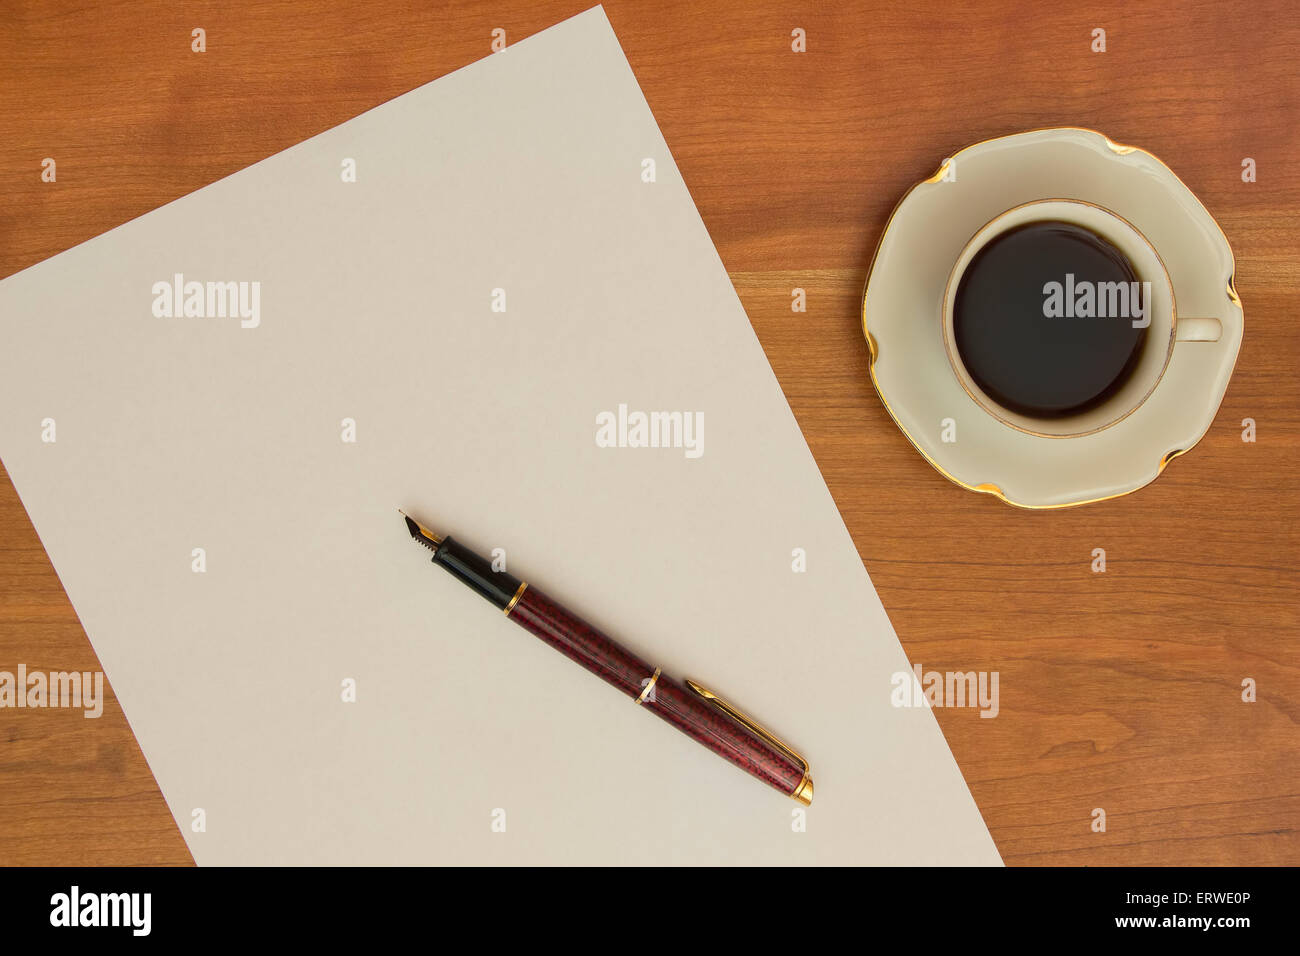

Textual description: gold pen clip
[685,679,813,807]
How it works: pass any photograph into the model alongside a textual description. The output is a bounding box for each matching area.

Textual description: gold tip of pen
[791,774,814,807]
[399,509,444,548]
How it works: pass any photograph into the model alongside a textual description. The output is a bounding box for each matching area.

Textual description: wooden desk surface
[1,0,1296,865]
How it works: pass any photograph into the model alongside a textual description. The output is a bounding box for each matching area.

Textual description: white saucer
[861,127,1243,509]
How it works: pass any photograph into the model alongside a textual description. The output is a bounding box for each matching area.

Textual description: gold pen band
[636,667,661,704]
[502,581,528,616]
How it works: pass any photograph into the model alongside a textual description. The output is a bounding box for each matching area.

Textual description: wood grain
[1,0,1296,865]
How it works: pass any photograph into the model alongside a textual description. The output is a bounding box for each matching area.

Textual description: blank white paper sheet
[0,7,1000,865]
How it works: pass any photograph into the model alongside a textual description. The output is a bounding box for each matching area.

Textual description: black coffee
[953,220,1147,418]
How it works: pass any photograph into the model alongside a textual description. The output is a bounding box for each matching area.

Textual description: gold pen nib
[399,509,443,550]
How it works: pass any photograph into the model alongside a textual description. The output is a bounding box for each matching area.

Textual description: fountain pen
[401,512,813,805]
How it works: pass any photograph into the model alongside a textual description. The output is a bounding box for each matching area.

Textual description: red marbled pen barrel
[401,511,813,805]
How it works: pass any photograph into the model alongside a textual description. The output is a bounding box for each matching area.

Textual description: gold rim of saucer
[860,126,1244,510]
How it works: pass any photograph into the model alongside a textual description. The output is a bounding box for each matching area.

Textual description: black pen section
[431,536,521,609]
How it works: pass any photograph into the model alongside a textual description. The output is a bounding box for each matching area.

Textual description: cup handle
[1175,316,1223,342]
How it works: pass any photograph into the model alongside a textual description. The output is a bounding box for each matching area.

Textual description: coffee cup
[941,199,1221,438]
